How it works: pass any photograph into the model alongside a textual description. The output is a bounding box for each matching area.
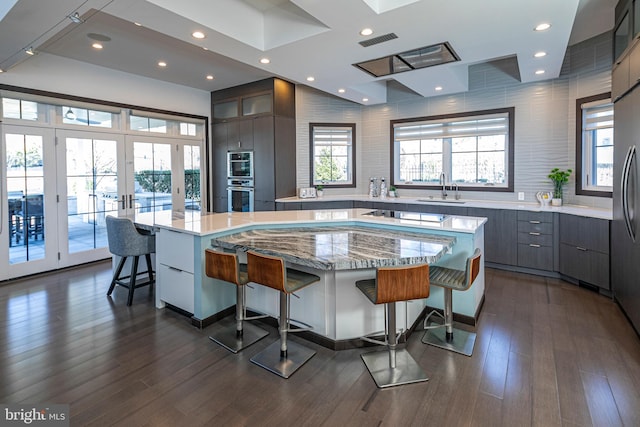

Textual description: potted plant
[548,168,572,206]
[315,185,324,197]
[388,185,397,197]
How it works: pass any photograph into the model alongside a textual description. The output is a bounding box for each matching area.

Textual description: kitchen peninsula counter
[148,208,486,344]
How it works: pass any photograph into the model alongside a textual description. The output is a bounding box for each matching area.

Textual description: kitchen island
[147,208,486,346]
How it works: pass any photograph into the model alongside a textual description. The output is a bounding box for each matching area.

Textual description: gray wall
[295,32,613,209]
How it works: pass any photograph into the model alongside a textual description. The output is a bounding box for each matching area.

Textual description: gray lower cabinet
[559,214,610,289]
[517,211,555,271]
[467,208,517,266]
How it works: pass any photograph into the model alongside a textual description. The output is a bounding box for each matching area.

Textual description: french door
[54,130,129,267]
[1,126,202,280]
[1,125,58,279]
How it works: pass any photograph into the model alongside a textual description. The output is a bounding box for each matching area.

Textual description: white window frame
[391,108,514,191]
[577,93,613,196]
[309,123,355,188]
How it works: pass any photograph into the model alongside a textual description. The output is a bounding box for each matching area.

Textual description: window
[576,93,613,196]
[2,98,38,121]
[61,106,113,128]
[130,115,167,133]
[392,108,514,191]
[310,123,355,187]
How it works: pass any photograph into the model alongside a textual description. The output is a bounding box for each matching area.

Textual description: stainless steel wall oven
[227,151,253,179]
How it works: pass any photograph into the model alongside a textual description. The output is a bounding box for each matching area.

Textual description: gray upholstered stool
[422,248,482,356]
[106,216,155,306]
[356,263,431,388]
[247,250,320,379]
[204,249,268,353]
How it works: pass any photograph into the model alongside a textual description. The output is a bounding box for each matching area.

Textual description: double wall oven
[227,151,254,212]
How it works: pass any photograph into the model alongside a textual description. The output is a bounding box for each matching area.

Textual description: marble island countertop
[135,208,487,237]
[276,194,612,220]
[210,225,456,270]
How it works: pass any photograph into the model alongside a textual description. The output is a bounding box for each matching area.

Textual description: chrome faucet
[451,182,460,200]
[440,172,447,199]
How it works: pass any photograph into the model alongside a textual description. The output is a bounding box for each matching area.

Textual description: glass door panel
[133,141,173,213]
[55,129,125,268]
[184,145,201,211]
[1,125,57,280]
[6,133,45,263]
[65,137,119,254]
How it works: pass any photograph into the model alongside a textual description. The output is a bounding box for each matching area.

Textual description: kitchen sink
[416,199,466,204]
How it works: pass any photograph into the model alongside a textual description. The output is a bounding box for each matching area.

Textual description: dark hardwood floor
[1,261,640,426]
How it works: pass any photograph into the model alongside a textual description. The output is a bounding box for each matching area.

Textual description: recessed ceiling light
[260,57,270,64]
[203,47,209,51]
[338,88,346,93]
[0,69,4,73]
[206,75,214,80]
[158,61,167,67]
[25,47,35,55]
[362,98,369,102]
[306,76,315,82]
[192,31,206,39]
[534,51,547,58]
[534,23,551,31]
[92,43,103,50]
[360,28,373,36]
[134,22,142,26]
[435,86,443,91]
[535,69,545,75]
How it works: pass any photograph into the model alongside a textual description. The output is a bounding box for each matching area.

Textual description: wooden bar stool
[246,250,320,379]
[355,263,430,388]
[422,248,482,356]
[205,249,269,353]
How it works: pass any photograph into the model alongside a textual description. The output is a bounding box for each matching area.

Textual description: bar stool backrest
[374,263,430,304]
[247,251,287,293]
[465,248,482,289]
[205,249,243,286]
[106,216,155,257]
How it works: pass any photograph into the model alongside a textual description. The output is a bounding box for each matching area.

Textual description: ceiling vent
[353,41,460,78]
[359,32,398,47]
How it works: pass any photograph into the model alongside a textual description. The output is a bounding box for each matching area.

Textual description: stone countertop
[275,194,613,220]
[135,208,487,237]
[211,224,456,270]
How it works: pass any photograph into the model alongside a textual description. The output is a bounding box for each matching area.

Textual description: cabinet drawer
[158,264,194,313]
[156,229,194,273]
[517,211,554,223]
[517,243,553,270]
[517,221,553,234]
[559,243,610,290]
[517,232,553,246]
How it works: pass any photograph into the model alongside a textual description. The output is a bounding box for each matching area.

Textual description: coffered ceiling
[0,0,617,105]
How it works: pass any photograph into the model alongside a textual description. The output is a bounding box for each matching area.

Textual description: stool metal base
[209,318,269,354]
[250,340,316,379]
[422,324,476,357]
[361,348,429,388]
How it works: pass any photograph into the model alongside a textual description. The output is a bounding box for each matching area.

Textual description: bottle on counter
[379,177,387,199]
[369,177,378,198]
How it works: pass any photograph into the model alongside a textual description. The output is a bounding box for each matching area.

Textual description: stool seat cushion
[429,266,467,290]
[285,268,321,293]
[355,278,377,304]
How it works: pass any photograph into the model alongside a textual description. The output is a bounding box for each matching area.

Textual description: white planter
[317,190,324,197]
[551,198,562,206]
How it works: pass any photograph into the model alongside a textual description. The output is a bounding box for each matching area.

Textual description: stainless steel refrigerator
[613,87,640,333]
